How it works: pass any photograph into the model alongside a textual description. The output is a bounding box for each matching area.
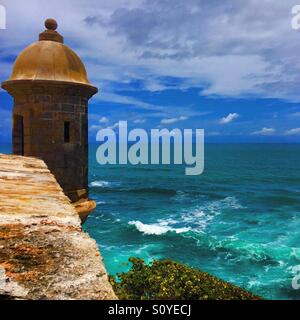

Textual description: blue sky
[0,0,300,143]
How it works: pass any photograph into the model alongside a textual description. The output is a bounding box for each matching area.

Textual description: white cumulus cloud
[252,127,276,136]
[99,117,109,123]
[219,113,239,124]
[285,128,300,136]
[161,116,189,125]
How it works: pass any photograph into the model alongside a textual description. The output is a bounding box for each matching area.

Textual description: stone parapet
[0,154,116,300]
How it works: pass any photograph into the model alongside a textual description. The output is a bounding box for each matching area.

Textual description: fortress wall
[0,154,116,300]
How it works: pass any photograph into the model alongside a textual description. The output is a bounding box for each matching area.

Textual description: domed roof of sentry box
[4,19,95,87]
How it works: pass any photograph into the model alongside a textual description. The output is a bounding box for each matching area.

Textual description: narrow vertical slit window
[64,121,70,143]
[20,117,24,156]
[13,114,24,156]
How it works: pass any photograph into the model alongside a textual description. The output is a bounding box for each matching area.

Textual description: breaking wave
[128,220,191,235]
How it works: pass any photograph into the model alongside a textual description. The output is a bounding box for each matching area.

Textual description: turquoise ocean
[1,143,300,299]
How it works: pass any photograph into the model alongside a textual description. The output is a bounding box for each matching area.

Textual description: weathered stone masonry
[6,83,93,202]
[0,154,116,300]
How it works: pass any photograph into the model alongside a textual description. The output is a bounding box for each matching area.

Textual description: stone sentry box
[1,19,98,207]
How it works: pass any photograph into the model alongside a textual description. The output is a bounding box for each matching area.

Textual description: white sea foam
[96,201,106,205]
[203,196,243,213]
[182,209,212,232]
[181,196,244,232]
[290,247,300,259]
[221,196,244,210]
[90,180,119,188]
[248,279,261,288]
[129,220,190,235]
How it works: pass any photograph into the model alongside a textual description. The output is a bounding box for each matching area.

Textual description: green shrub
[109,258,262,300]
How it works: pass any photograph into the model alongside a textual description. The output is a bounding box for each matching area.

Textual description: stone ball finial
[45,18,58,31]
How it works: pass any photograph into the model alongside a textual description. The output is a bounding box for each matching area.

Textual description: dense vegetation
[110,258,262,300]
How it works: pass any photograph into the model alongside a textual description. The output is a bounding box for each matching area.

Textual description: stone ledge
[0,154,116,300]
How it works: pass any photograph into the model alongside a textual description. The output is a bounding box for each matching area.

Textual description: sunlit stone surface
[0,154,116,300]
